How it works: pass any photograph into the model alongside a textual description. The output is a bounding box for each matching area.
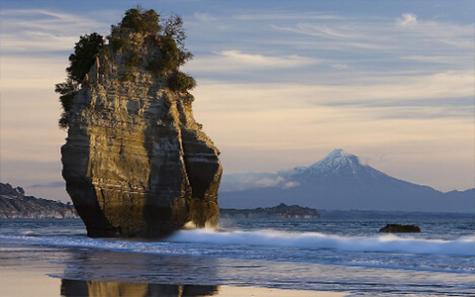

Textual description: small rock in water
[379,224,421,233]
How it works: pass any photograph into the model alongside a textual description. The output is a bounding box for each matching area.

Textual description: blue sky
[0,0,474,201]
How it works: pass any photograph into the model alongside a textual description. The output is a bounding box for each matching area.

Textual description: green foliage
[126,52,142,68]
[66,33,104,82]
[167,71,196,92]
[55,80,78,128]
[120,7,161,35]
[109,33,126,51]
[163,15,186,49]
[55,33,103,128]
[55,7,196,129]
[162,15,193,69]
[157,35,182,73]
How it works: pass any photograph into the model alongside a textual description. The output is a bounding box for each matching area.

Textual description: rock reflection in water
[61,279,219,297]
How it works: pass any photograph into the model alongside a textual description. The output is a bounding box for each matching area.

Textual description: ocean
[0,211,474,296]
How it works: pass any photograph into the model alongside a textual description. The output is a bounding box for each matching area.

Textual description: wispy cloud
[271,14,474,52]
[233,12,342,21]
[193,70,474,113]
[397,13,418,27]
[185,50,319,72]
[0,9,107,53]
[219,50,317,67]
[272,23,363,39]
[0,56,66,90]
[193,12,217,22]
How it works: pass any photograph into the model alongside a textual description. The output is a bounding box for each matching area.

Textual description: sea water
[0,211,474,296]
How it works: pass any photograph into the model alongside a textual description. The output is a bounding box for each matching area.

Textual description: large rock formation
[61,11,222,237]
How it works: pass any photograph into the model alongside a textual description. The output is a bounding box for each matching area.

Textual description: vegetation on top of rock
[55,33,104,128]
[108,8,193,79]
[167,71,196,92]
[55,7,196,129]
[119,8,161,35]
[67,33,105,82]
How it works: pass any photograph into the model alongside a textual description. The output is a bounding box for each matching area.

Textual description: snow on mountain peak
[311,149,360,168]
[323,148,353,161]
[288,149,363,177]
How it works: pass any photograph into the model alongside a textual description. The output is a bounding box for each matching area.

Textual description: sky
[0,0,474,201]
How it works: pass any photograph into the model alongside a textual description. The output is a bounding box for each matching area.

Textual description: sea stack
[60,9,222,237]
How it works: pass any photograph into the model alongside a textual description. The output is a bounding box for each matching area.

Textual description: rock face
[61,31,222,237]
[0,182,77,219]
[379,224,421,233]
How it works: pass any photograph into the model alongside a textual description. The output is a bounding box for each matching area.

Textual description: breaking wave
[1,229,474,257]
[169,229,475,256]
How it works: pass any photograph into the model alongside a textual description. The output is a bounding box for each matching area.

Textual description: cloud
[0,56,66,90]
[193,12,217,22]
[397,13,418,27]
[0,9,107,53]
[185,50,319,73]
[220,172,300,191]
[331,63,348,70]
[220,50,317,67]
[233,12,342,21]
[271,14,473,53]
[192,70,474,113]
[272,23,363,39]
[400,55,467,65]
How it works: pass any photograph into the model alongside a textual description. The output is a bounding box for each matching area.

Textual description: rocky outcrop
[61,19,222,237]
[379,224,421,233]
[221,203,319,219]
[0,182,77,219]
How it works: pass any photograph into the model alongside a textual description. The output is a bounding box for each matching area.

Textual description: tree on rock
[55,33,104,128]
[55,8,196,129]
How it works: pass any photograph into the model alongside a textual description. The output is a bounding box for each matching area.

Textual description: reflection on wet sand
[52,249,345,296]
[60,250,220,296]
[61,279,218,297]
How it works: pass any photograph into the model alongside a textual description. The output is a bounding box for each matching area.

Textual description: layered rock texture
[61,24,222,237]
[0,183,77,219]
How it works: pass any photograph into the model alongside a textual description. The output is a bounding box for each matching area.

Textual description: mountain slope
[220,149,474,212]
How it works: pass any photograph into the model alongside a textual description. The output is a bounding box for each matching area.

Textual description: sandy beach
[1,267,347,297]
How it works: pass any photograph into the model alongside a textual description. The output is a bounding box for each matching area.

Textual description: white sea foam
[168,229,475,256]
[0,230,474,256]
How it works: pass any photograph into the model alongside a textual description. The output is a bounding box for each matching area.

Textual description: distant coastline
[0,182,76,219]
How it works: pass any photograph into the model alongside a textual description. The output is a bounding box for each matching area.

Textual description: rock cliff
[0,182,77,219]
[61,9,222,237]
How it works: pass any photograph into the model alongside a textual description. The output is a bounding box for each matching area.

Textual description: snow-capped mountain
[284,149,387,181]
[220,149,475,212]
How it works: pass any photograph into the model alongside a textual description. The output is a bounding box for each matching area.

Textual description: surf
[1,229,474,257]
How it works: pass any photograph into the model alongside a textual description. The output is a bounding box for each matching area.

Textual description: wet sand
[1,267,348,297]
